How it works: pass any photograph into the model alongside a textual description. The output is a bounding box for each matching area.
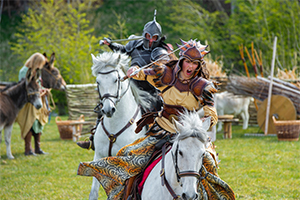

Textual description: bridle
[94,69,130,113]
[42,66,63,87]
[160,141,206,200]
[26,78,40,99]
[101,105,140,156]
[172,141,203,184]
[94,67,137,156]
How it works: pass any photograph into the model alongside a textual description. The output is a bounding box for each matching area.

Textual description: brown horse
[0,68,42,159]
[42,52,66,91]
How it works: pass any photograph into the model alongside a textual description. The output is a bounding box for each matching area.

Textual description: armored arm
[108,43,127,53]
[192,80,219,127]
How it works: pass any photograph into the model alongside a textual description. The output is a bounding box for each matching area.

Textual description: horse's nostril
[112,108,116,113]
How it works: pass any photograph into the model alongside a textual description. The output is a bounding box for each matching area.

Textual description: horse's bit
[94,69,130,113]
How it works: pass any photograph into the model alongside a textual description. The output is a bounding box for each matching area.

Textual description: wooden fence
[65,84,99,133]
[65,78,259,128]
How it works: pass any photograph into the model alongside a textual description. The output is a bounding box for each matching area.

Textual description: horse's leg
[89,131,102,200]
[89,177,100,200]
[217,110,224,132]
[240,110,249,130]
[4,125,14,159]
[0,128,2,159]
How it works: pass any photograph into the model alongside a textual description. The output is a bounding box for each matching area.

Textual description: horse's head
[26,68,43,109]
[91,52,131,118]
[171,110,210,200]
[41,52,66,91]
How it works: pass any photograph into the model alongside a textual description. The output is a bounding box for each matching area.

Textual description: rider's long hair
[25,53,47,72]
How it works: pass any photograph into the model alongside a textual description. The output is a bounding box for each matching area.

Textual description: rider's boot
[77,113,102,151]
[33,132,48,154]
[76,134,95,150]
[24,130,37,156]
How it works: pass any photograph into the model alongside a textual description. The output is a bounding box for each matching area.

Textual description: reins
[101,105,140,156]
[42,67,63,87]
[160,141,206,200]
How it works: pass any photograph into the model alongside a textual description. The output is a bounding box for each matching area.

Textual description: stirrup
[84,138,92,150]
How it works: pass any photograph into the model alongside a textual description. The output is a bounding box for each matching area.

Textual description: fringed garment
[77,123,235,200]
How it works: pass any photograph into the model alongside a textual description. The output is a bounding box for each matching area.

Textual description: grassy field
[1,116,299,200]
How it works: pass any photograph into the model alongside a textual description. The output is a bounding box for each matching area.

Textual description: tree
[227,0,300,75]
[167,0,300,77]
[10,0,103,84]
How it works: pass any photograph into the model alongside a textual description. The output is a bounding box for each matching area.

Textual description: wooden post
[264,36,277,135]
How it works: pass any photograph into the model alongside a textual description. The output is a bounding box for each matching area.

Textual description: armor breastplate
[160,65,209,97]
[130,47,152,67]
[124,39,151,67]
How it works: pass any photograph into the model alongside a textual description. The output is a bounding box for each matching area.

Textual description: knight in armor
[77,10,175,150]
[77,39,235,200]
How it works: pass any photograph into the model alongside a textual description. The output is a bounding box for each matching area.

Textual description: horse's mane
[129,81,158,112]
[171,110,208,143]
[91,51,131,76]
[0,81,19,92]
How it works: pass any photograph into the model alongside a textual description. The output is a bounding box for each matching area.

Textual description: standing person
[77,10,175,150]
[78,39,234,199]
[16,52,50,156]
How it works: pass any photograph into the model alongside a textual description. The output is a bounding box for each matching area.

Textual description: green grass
[1,117,300,199]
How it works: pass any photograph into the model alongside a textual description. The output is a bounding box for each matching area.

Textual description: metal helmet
[142,10,162,50]
[175,39,210,78]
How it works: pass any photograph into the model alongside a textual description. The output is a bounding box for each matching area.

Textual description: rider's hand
[126,66,138,78]
[99,37,111,46]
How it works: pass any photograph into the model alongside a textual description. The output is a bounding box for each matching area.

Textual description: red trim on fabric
[138,148,171,194]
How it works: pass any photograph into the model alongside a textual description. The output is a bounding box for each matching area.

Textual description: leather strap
[160,143,180,200]
[101,105,140,156]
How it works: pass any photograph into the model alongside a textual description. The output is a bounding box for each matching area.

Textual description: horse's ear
[49,52,55,66]
[43,52,47,58]
[35,68,41,80]
[25,68,32,84]
[114,54,121,66]
[172,118,183,133]
[91,54,97,65]
[202,117,211,131]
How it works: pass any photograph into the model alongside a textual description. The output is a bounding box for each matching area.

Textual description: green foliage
[0,14,23,82]
[166,0,300,76]
[10,0,104,84]
[226,0,300,75]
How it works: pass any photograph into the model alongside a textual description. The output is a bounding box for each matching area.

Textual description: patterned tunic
[77,62,235,200]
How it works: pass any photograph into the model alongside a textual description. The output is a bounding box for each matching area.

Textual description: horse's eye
[179,151,183,156]
[52,70,58,75]
[114,79,118,83]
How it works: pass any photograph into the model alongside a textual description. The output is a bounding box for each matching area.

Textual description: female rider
[77,39,235,200]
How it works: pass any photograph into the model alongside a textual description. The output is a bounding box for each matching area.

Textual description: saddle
[123,141,172,200]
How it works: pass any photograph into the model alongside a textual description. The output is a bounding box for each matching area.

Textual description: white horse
[89,52,151,200]
[198,91,253,133]
[215,91,253,132]
[141,111,211,200]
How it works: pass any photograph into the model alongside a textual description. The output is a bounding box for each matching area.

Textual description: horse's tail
[130,80,163,113]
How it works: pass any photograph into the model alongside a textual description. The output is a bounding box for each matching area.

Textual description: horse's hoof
[7,156,15,160]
